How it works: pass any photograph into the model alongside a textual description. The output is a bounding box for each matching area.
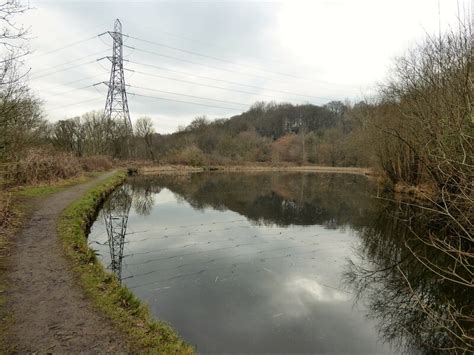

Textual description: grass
[12,174,93,197]
[57,171,193,353]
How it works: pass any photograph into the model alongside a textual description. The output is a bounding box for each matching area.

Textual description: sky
[21,0,471,133]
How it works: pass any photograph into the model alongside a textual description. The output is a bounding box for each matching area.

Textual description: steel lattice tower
[104,19,132,132]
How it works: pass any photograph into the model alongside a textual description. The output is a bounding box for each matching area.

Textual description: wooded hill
[151,100,372,167]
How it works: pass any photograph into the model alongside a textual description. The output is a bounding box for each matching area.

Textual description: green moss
[57,171,194,353]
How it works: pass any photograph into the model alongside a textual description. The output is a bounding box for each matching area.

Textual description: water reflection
[137,172,378,228]
[101,181,160,281]
[345,200,474,354]
[89,172,388,353]
[89,172,470,353]
[102,185,131,282]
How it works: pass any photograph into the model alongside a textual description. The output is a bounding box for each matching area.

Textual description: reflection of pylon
[103,185,132,282]
[104,211,128,282]
[104,18,132,132]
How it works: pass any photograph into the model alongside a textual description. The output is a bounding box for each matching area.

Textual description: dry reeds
[9,149,82,185]
[80,155,113,172]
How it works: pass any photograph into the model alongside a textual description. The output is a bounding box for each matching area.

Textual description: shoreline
[2,170,193,353]
[140,164,373,176]
[57,171,193,353]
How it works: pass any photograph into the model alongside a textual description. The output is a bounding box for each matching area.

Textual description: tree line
[1,7,471,202]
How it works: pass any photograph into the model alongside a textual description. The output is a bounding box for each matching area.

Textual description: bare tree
[134,117,155,161]
[346,21,474,354]
[0,0,37,161]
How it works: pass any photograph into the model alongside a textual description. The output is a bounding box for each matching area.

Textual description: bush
[167,145,208,166]
[10,149,82,185]
[80,155,113,172]
[271,134,302,163]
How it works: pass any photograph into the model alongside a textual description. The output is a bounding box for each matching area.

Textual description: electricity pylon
[104,19,132,132]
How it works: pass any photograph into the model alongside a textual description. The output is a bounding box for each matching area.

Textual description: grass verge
[57,171,193,353]
[11,174,97,197]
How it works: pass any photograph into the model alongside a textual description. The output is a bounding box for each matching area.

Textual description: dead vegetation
[80,155,114,172]
[1,150,114,187]
[0,192,13,230]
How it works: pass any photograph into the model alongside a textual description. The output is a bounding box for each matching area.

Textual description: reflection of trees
[345,201,473,354]
[130,177,160,216]
[134,172,377,228]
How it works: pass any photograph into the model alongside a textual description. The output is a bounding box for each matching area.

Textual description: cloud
[24,0,468,133]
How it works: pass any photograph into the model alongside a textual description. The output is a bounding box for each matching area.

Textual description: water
[88,172,391,353]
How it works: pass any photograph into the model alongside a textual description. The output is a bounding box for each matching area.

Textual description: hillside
[152,101,372,167]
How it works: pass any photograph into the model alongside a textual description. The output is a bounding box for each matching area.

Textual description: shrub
[80,155,113,172]
[9,148,82,185]
[167,145,208,166]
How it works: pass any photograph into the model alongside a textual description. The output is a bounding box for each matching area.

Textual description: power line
[124,34,311,81]
[43,84,97,100]
[127,59,335,101]
[30,59,98,80]
[128,91,244,111]
[0,51,31,63]
[40,75,105,93]
[120,18,295,72]
[127,84,249,107]
[31,35,101,58]
[116,25,355,88]
[31,49,110,75]
[47,96,103,111]
[126,67,313,103]
[122,43,301,87]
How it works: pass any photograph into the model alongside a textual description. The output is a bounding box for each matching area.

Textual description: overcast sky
[24,0,470,133]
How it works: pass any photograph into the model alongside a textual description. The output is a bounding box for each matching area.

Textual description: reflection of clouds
[288,277,349,303]
[155,189,179,204]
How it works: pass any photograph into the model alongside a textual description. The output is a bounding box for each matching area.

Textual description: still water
[89,172,392,353]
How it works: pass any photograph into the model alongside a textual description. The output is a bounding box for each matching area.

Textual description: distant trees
[51,113,160,161]
[51,111,133,158]
[147,101,371,166]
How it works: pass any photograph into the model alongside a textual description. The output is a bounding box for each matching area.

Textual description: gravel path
[5,172,129,353]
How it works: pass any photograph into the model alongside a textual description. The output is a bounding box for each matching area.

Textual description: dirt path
[5,172,129,353]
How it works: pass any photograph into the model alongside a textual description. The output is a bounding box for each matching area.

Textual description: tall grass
[4,149,114,186]
[9,149,81,185]
[80,155,114,172]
